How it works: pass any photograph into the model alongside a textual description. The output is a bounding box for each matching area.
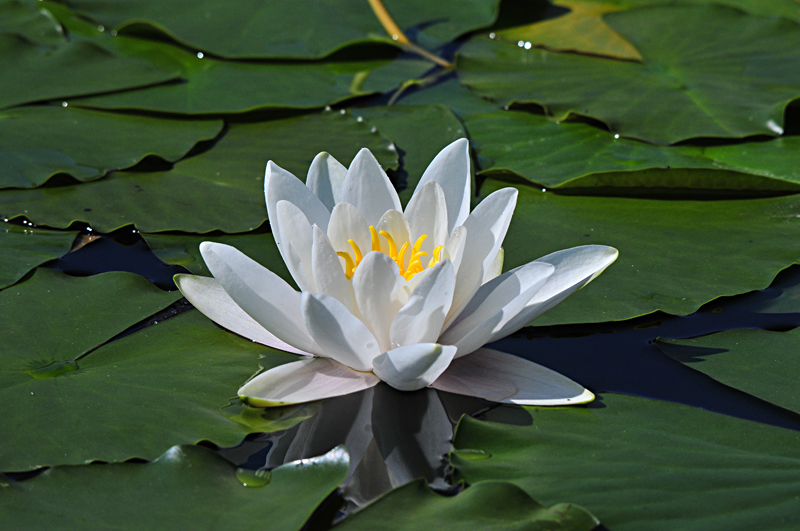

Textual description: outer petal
[239,357,379,407]
[390,260,455,347]
[373,343,457,392]
[340,148,402,226]
[489,245,619,342]
[265,161,330,244]
[311,225,355,313]
[440,261,554,357]
[301,292,381,372]
[174,274,310,355]
[327,202,372,259]
[430,348,594,405]
[404,180,449,259]
[306,152,347,211]
[414,138,471,234]
[276,200,315,292]
[200,242,319,355]
[446,187,518,326]
[351,252,407,352]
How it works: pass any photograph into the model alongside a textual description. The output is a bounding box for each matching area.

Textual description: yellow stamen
[428,245,443,268]
[397,242,410,273]
[337,252,356,280]
[369,225,381,252]
[378,230,397,258]
[411,234,427,255]
[348,239,363,264]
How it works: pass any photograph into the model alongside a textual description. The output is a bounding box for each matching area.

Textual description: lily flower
[175,139,618,407]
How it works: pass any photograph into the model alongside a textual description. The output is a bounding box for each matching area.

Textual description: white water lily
[175,139,618,407]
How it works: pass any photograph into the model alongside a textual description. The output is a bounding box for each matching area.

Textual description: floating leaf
[0,225,76,289]
[0,106,222,188]
[656,328,800,414]
[0,111,397,233]
[458,5,800,144]
[0,0,66,45]
[63,0,500,58]
[468,110,800,192]
[0,445,348,530]
[0,34,178,110]
[451,393,800,531]
[338,479,599,530]
[479,178,800,325]
[0,269,299,471]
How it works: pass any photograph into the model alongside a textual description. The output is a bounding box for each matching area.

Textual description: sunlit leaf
[458,4,800,144]
[479,178,800,325]
[0,445,348,531]
[451,393,800,531]
[0,106,222,188]
[656,328,800,414]
[338,479,599,530]
[0,225,76,289]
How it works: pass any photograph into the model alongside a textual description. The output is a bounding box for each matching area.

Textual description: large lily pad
[0,0,66,45]
[478,178,800,325]
[339,479,599,530]
[354,105,468,204]
[467,111,800,192]
[0,225,76,289]
[0,445,348,530]
[0,106,222,188]
[457,4,800,144]
[0,33,178,110]
[656,328,800,414]
[71,33,432,114]
[0,110,397,233]
[0,269,296,471]
[451,393,800,531]
[63,0,500,59]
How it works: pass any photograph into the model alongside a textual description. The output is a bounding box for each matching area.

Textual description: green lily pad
[0,33,178,110]
[0,269,298,471]
[394,74,501,120]
[0,106,222,188]
[0,0,66,45]
[0,444,348,530]
[467,111,800,192]
[63,0,500,58]
[142,231,293,286]
[478,178,800,325]
[0,225,76,289]
[0,110,398,233]
[338,478,599,530]
[451,393,800,531]
[656,328,800,414]
[67,33,431,114]
[354,105,468,204]
[457,4,800,144]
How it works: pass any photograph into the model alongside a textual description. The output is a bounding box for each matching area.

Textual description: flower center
[336,225,443,281]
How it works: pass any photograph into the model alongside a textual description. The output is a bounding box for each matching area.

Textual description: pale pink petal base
[239,357,380,407]
[430,348,594,406]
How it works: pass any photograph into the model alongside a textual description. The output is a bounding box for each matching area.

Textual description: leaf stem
[367,0,452,68]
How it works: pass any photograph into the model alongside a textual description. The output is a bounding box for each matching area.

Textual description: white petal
[484,247,504,283]
[239,357,379,407]
[415,138,471,234]
[266,161,331,245]
[276,200,315,292]
[490,245,619,341]
[351,252,407,352]
[390,260,455,347]
[446,187,518,325]
[440,261,554,356]
[373,343,457,392]
[306,152,347,211]
[375,209,411,256]
[443,225,467,272]
[340,148,402,226]
[404,180,449,259]
[430,348,594,405]
[311,225,355,313]
[174,274,310,355]
[200,242,319,355]
[301,292,381,372]
[327,202,372,259]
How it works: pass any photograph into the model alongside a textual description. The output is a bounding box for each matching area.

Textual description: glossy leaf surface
[0,226,76,289]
